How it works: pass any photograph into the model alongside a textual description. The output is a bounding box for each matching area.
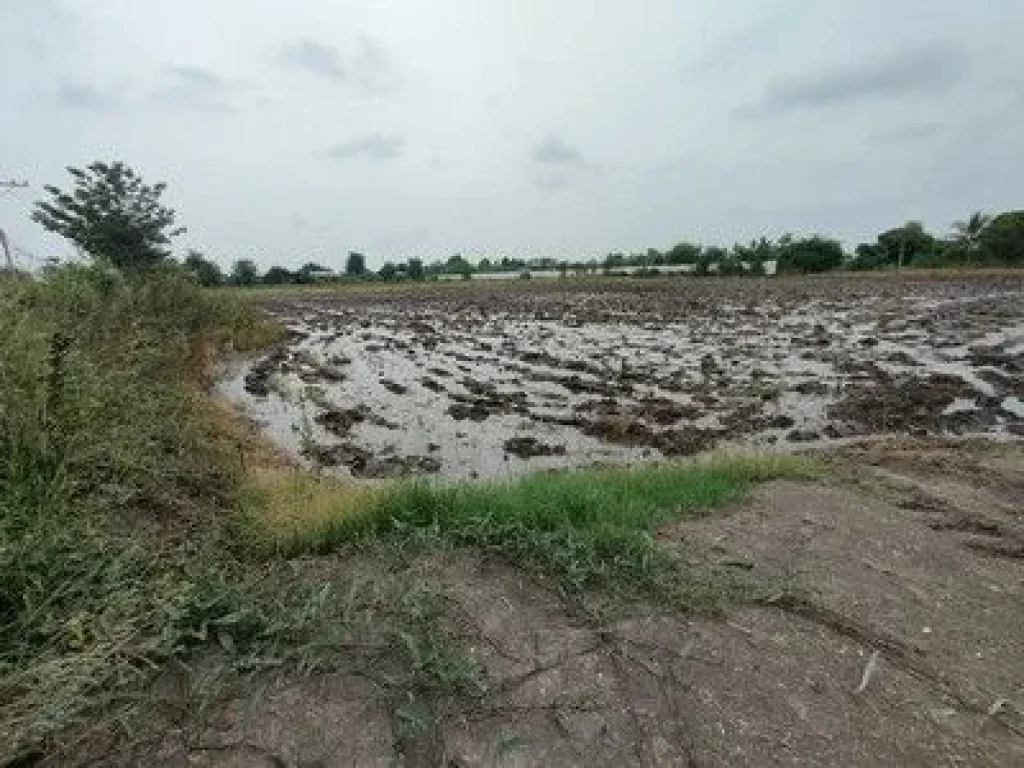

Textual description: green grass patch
[251,454,820,609]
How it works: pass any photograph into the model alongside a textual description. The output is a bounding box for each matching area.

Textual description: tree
[703,246,728,267]
[379,262,397,280]
[877,221,935,267]
[407,258,424,281]
[345,251,366,276]
[980,211,1024,265]
[445,253,472,277]
[183,250,224,287]
[230,259,260,286]
[666,242,702,265]
[777,236,843,273]
[851,243,886,271]
[32,161,185,271]
[750,237,778,263]
[718,254,746,277]
[950,211,991,263]
[263,266,294,285]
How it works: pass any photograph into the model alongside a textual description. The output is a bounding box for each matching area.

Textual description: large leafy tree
[666,242,702,265]
[980,211,1024,265]
[777,235,844,273]
[950,211,991,263]
[876,221,935,267]
[32,161,185,270]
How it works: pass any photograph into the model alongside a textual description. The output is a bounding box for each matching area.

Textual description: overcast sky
[2,0,1022,270]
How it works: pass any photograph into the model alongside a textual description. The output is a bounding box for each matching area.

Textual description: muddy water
[220,278,1024,480]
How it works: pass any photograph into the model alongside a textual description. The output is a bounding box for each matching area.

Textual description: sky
[1,0,1023,271]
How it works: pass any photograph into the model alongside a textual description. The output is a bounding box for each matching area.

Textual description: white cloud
[326,134,405,161]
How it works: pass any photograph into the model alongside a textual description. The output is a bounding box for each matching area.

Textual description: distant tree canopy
[230,259,260,286]
[777,236,844,274]
[876,222,935,267]
[849,210,1024,270]
[951,212,991,262]
[189,207,1024,289]
[445,253,472,276]
[183,250,223,287]
[263,265,293,285]
[345,251,366,276]
[980,211,1024,264]
[32,161,185,271]
[667,242,702,265]
[406,258,425,280]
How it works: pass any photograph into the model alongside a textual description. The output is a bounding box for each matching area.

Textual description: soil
[221,274,1024,480]
[62,438,1024,766]
[503,436,567,459]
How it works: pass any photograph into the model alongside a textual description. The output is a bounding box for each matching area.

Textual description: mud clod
[503,436,567,459]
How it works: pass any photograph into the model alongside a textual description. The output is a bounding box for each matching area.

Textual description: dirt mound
[828,373,1001,435]
[503,436,567,459]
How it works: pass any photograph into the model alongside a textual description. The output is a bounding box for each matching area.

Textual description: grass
[238,467,384,551]
[242,453,820,608]
[0,265,294,761]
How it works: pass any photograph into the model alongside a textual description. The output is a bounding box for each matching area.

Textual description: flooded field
[221,276,1024,479]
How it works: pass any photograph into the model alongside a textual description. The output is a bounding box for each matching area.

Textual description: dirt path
[96,440,1023,767]
[673,440,1024,767]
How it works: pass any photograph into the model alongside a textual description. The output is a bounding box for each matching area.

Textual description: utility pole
[0,228,9,273]
[1,179,30,273]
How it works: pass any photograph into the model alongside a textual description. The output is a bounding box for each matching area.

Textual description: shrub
[0,265,281,757]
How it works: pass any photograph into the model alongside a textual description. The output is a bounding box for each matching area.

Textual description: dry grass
[240,468,383,553]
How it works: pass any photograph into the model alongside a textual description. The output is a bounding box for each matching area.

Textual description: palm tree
[951,211,991,263]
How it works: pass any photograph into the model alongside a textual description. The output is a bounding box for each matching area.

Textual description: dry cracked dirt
[90,437,1024,768]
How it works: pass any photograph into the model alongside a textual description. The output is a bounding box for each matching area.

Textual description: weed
[249,454,819,611]
[0,265,286,761]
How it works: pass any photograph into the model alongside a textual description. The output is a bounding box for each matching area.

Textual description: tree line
[25,161,1024,285]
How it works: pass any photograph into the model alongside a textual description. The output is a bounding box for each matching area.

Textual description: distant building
[305,267,335,282]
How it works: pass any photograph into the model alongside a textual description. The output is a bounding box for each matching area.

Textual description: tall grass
[0,265,285,759]
[248,455,819,606]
